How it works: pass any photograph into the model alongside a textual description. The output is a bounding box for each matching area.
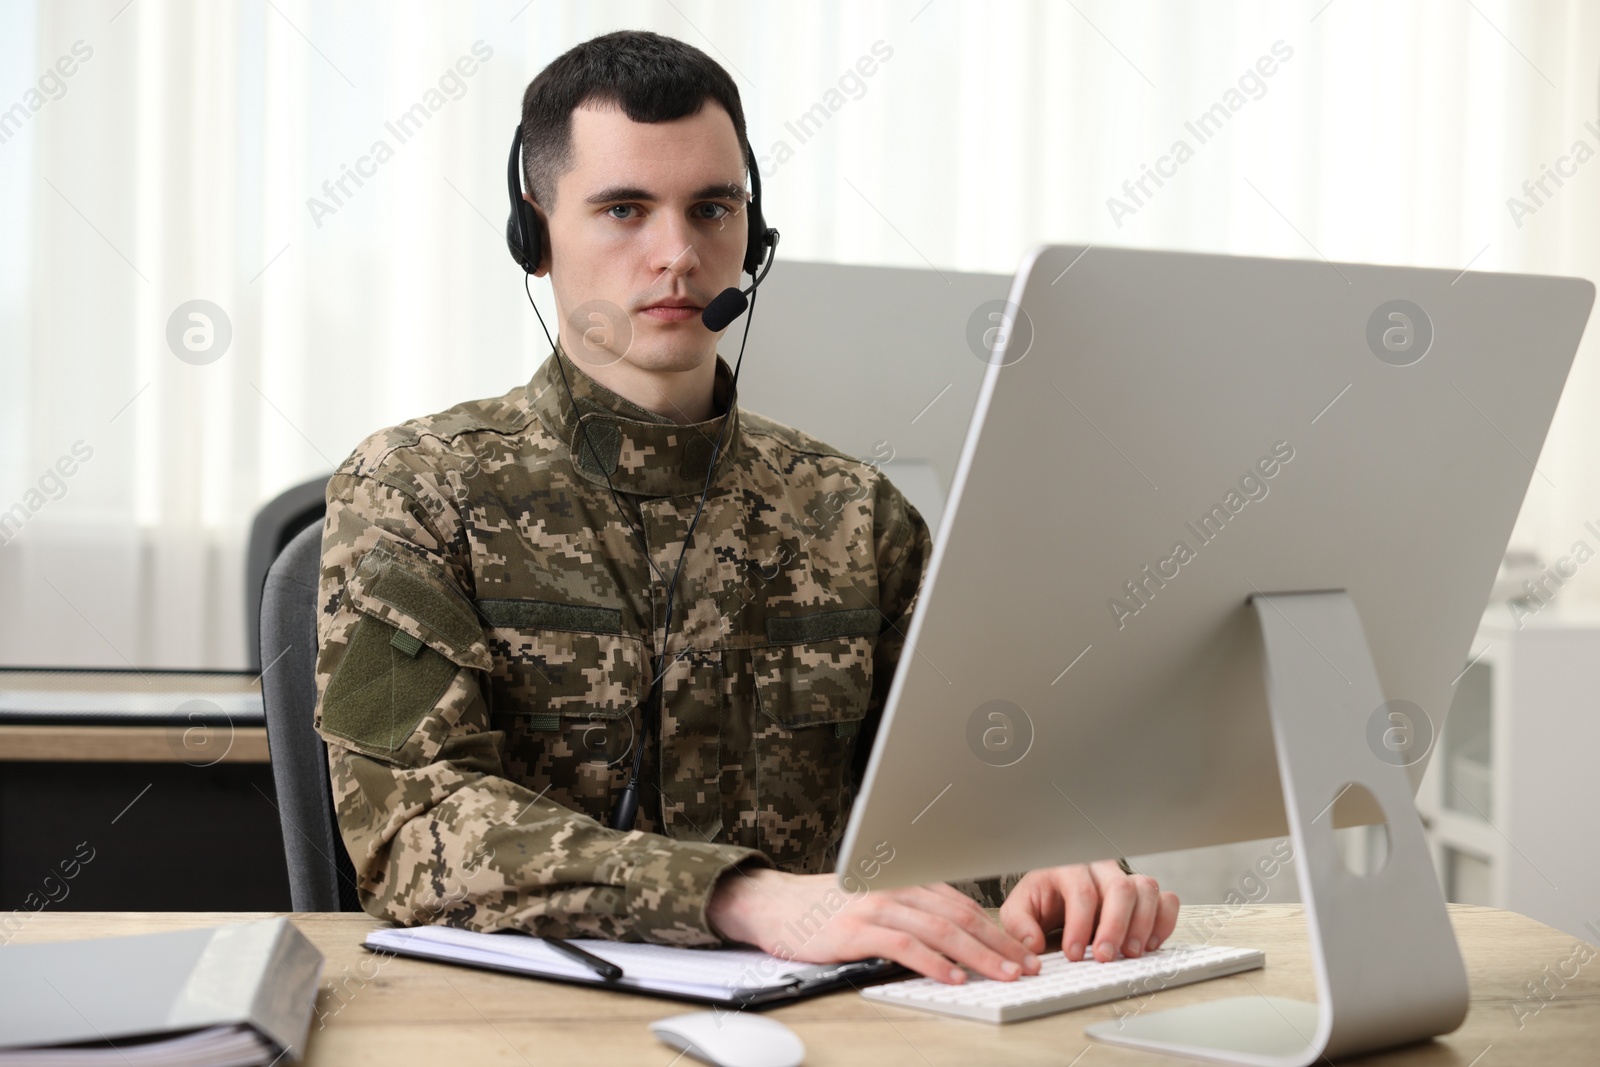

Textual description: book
[364,924,899,1007]
[0,917,323,1066]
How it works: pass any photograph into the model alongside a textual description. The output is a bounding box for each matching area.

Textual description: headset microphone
[701,290,746,334]
[700,231,779,332]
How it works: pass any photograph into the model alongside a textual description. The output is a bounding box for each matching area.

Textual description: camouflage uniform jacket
[312,342,947,946]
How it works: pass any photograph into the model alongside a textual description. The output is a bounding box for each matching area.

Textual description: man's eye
[605,203,734,221]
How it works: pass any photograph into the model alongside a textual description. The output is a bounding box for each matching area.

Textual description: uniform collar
[526,341,742,498]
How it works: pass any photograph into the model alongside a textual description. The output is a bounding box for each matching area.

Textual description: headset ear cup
[743,145,770,278]
[505,211,529,272]
[520,200,542,273]
[744,202,761,277]
[505,202,541,275]
[506,123,542,275]
[743,219,774,278]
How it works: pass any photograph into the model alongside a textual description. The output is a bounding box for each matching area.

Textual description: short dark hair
[519,29,752,213]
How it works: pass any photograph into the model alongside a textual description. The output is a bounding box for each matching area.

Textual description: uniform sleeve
[313,469,769,945]
[855,476,1024,909]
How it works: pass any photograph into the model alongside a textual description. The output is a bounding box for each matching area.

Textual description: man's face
[532,99,749,380]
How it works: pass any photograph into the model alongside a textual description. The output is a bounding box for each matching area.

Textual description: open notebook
[364,925,900,1007]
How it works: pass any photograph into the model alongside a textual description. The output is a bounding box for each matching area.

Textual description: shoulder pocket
[319,542,490,760]
[346,542,491,670]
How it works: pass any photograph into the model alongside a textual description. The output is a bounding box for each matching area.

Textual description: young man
[313,29,1179,985]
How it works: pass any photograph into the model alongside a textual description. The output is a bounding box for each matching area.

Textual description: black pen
[544,936,624,981]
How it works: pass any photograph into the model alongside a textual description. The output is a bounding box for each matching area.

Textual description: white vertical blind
[0,0,1596,668]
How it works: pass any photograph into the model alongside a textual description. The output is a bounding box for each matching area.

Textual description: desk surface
[11,905,1597,1065]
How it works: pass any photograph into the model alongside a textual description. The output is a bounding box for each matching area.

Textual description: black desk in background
[0,668,291,915]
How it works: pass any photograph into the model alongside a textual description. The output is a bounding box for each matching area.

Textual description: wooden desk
[0,668,269,763]
[9,905,1597,1065]
[0,724,269,762]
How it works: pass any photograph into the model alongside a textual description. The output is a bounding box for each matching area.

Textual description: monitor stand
[1084,591,1469,1066]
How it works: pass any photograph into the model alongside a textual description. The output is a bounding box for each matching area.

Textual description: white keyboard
[859,941,1265,1023]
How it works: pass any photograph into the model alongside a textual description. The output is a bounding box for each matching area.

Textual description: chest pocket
[478,598,647,821]
[751,608,878,870]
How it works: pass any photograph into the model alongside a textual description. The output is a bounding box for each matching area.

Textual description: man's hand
[1000,861,1180,963]
[706,867,1042,984]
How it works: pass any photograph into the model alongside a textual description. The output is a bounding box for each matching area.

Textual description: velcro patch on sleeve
[321,615,458,754]
[346,541,491,672]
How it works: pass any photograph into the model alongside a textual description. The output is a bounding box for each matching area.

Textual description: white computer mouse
[649,1010,805,1067]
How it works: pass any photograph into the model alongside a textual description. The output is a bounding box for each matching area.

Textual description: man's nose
[651,215,701,277]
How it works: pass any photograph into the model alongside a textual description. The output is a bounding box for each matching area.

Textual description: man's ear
[526,194,550,277]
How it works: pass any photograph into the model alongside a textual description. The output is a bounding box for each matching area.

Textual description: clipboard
[362,925,903,1009]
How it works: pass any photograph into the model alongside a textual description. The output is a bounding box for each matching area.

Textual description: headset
[504,121,778,832]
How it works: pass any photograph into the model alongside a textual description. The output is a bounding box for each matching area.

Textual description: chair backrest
[246,475,332,672]
[259,520,362,912]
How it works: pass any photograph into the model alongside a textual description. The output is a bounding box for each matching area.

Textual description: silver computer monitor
[837,244,1593,1063]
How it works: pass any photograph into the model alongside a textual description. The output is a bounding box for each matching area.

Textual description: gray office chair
[246,475,332,672]
[259,520,363,912]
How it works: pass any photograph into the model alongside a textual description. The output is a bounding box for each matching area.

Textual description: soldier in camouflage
[313,29,1179,985]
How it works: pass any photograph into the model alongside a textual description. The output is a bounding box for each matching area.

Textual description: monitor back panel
[840,244,1593,889]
